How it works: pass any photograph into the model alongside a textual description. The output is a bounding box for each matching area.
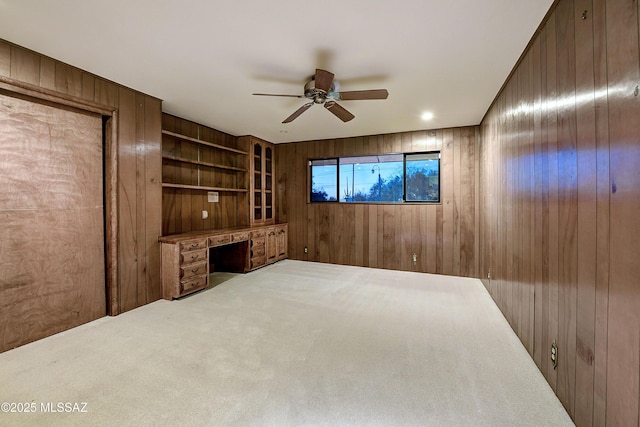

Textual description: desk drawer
[251,237,265,257]
[231,231,249,242]
[209,234,231,247]
[180,249,208,265]
[250,255,266,269]
[180,261,208,279]
[251,230,265,239]
[251,244,265,257]
[178,275,207,296]
[251,236,265,247]
[179,239,208,252]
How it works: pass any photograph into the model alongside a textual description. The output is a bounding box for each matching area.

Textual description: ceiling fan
[253,69,389,123]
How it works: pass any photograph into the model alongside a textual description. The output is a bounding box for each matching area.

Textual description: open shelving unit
[161,183,247,192]
[161,153,246,173]
[161,128,248,193]
[161,113,253,234]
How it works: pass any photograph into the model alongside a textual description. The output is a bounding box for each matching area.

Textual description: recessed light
[421,112,434,121]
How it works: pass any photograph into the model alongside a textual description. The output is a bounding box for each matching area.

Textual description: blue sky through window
[311,152,439,203]
[339,160,403,202]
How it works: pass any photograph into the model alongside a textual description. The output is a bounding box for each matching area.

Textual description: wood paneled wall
[479,0,640,424]
[276,127,479,277]
[161,114,248,235]
[0,39,162,314]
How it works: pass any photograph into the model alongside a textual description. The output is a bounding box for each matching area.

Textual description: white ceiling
[0,0,553,144]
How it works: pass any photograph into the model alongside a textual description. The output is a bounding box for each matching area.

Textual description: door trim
[0,75,121,315]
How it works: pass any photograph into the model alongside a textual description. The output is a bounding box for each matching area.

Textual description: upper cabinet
[241,136,275,226]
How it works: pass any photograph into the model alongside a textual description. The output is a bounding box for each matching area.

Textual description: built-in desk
[159,224,288,299]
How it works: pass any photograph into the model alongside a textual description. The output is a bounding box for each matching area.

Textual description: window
[339,154,404,202]
[310,158,338,202]
[309,152,440,203]
[405,152,440,202]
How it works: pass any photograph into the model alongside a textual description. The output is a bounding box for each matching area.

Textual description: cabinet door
[277,226,287,260]
[264,145,273,222]
[266,228,277,263]
[252,142,263,222]
[249,138,275,226]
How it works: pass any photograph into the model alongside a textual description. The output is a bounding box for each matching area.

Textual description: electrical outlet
[551,341,558,370]
[488,268,492,280]
[304,247,308,254]
[412,253,417,264]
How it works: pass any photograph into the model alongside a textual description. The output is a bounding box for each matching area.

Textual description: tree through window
[309,152,440,203]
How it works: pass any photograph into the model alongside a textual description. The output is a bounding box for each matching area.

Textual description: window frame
[309,158,339,203]
[308,151,441,204]
[403,151,441,203]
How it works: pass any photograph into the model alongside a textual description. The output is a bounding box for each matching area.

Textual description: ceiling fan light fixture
[253,68,388,123]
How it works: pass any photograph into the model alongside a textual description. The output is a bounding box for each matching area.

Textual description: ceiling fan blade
[324,101,355,122]
[314,69,334,93]
[338,89,389,100]
[253,93,304,98]
[282,102,313,123]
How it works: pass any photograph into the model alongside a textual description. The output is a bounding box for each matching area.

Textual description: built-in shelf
[162,154,247,172]
[162,130,248,155]
[162,183,247,193]
[162,125,249,194]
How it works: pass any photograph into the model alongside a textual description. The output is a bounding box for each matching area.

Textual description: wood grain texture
[39,57,55,90]
[592,0,610,424]
[104,114,119,316]
[479,0,640,424]
[10,45,39,85]
[0,40,10,77]
[144,97,163,303]
[137,94,150,305]
[0,93,105,352]
[556,0,578,414]
[531,32,544,371]
[275,126,479,277]
[0,38,162,323]
[574,0,598,424]
[55,61,82,97]
[546,10,561,394]
[604,0,640,425]
[163,114,248,235]
[118,87,139,312]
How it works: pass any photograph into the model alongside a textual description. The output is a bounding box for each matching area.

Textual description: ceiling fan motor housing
[304,79,337,104]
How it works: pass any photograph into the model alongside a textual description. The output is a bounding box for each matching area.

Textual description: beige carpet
[0,260,573,426]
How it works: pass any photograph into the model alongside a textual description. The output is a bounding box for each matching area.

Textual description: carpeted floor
[0,260,573,426]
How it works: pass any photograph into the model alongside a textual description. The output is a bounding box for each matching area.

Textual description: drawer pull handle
[190,243,198,249]
[191,268,199,273]
[191,255,198,259]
